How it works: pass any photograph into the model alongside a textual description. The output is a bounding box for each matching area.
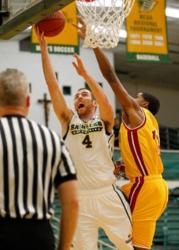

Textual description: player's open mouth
[78,103,85,109]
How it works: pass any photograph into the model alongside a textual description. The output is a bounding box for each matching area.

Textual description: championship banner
[31,2,79,54]
[126,0,169,63]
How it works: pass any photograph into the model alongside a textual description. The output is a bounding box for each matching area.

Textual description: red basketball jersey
[120,108,163,180]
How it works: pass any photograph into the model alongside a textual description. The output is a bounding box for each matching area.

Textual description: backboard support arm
[0,0,74,39]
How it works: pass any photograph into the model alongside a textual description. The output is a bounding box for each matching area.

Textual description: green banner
[126,0,169,63]
[127,52,169,63]
[31,43,79,54]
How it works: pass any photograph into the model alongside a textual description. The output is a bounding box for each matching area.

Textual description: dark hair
[142,93,160,115]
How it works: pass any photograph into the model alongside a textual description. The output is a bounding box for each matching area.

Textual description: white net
[76,0,134,48]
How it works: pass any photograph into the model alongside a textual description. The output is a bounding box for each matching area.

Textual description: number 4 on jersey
[82,135,92,148]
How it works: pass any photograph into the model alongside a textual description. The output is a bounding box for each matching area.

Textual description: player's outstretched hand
[34,25,47,51]
[72,53,87,78]
[73,16,86,40]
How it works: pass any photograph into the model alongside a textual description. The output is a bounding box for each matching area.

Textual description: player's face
[135,92,149,109]
[135,92,145,106]
[74,89,96,117]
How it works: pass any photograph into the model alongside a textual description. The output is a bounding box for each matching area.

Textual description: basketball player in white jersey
[36,28,133,250]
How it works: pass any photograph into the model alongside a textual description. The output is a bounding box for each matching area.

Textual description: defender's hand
[73,16,86,40]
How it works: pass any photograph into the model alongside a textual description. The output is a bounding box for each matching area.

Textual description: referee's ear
[26,95,30,108]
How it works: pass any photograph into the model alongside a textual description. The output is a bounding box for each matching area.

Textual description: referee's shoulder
[26,118,61,139]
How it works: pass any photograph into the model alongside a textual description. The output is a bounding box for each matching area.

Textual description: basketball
[36,11,66,37]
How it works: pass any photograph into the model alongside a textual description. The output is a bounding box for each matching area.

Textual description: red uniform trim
[127,130,148,176]
[129,177,144,212]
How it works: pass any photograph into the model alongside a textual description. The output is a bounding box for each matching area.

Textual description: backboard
[0,0,73,39]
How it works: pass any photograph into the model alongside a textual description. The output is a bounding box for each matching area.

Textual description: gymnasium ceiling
[8,0,179,90]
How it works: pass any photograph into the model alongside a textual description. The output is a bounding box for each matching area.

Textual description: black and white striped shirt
[0,115,77,220]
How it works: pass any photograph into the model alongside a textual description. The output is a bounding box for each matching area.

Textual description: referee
[0,69,79,250]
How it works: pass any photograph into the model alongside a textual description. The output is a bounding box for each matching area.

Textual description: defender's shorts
[122,175,168,249]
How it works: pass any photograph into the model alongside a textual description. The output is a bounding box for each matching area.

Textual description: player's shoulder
[143,108,159,128]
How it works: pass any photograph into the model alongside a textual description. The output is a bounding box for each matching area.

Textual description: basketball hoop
[76,0,135,48]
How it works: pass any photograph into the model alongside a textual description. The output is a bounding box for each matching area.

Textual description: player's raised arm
[72,53,114,132]
[76,17,132,109]
[35,27,73,134]
[93,48,134,109]
[76,16,144,128]
[93,48,144,127]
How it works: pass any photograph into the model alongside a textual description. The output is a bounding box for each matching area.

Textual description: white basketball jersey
[65,114,116,190]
